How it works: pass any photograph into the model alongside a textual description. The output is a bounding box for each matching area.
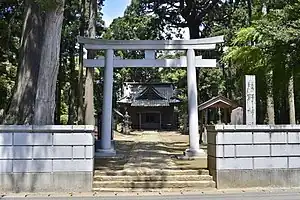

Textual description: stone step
[94,174,213,182]
[94,169,210,176]
[94,166,178,171]
[93,180,215,189]
[92,187,217,192]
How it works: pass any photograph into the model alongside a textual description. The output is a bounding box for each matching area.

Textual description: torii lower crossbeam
[84,57,217,68]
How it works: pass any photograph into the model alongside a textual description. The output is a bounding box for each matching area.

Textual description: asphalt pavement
[2,191,300,200]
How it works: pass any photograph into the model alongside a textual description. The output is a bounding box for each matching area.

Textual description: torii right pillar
[185,49,205,157]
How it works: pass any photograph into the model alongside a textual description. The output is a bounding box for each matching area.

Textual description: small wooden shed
[198,95,239,144]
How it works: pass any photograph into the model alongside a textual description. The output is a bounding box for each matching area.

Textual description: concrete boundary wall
[207,125,300,188]
[0,125,95,192]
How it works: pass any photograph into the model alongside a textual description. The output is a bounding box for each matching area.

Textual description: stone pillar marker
[185,49,205,157]
[96,49,116,157]
[245,75,256,125]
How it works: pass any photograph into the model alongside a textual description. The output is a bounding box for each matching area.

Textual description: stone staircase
[93,168,215,192]
[93,132,215,192]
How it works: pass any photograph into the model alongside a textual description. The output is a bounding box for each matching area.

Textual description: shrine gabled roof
[135,86,167,100]
[117,82,181,107]
[198,95,239,111]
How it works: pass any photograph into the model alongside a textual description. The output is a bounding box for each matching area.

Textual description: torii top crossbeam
[77,36,224,50]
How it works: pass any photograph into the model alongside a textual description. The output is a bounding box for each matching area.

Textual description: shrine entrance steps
[93,131,215,192]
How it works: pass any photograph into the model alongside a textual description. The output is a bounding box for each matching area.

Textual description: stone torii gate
[78,36,224,157]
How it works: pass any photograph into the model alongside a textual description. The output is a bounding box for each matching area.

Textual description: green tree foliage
[0,1,23,119]
[102,4,162,118]
[132,0,221,39]
[1,0,300,125]
[55,0,105,124]
[224,0,300,123]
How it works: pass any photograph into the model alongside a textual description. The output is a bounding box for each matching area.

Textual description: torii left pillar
[185,49,205,157]
[95,49,116,157]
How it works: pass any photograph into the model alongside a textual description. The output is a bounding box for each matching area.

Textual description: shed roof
[198,95,239,111]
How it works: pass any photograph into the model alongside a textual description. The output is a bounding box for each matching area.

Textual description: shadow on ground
[94,133,207,172]
[94,140,135,170]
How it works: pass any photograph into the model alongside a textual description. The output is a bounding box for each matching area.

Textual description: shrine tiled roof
[118,82,181,107]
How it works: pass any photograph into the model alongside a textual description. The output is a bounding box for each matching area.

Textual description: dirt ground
[95,131,207,171]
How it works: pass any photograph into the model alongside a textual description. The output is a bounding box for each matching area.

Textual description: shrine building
[117,82,181,130]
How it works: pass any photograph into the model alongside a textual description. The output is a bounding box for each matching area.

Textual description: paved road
[2,191,300,200]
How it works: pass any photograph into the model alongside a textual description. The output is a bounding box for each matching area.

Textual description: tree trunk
[288,72,296,124]
[266,70,275,124]
[247,0,252,25]
[84,0,97,125]
[227,61,233,99]
[33,1,65,125]
[3,1,44,124]
[68,47,77,125]
[55,55,64,125]
[77,0,86,124]
[188,24,200,39]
